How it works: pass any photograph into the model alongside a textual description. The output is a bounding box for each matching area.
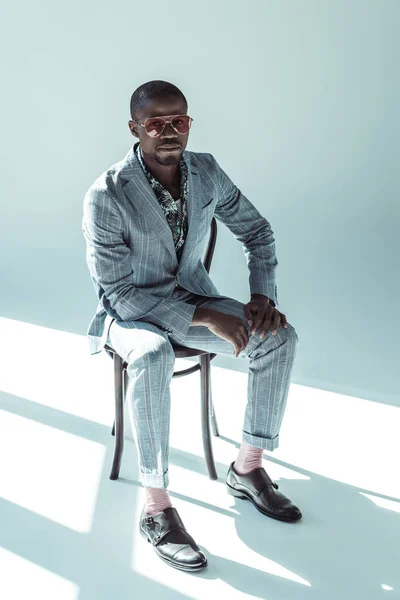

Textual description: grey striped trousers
[107,287,299,488]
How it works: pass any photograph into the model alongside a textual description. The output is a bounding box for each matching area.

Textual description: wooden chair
[104,218,220,481]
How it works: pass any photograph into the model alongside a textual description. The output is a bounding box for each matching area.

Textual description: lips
[158,144,180,150]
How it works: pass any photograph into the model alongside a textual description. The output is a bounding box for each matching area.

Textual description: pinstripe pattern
[82,142,296,489]
[135,143,188,261]
[107,286,298,488]
[82,142,278,355]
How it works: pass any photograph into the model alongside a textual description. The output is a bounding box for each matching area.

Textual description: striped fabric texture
[134,143,188,262]
[82,142,279,355]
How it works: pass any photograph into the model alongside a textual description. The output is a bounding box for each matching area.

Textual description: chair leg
[199,354,218,480]
[110,354,124,480]
[210,394,219,437]
[123,368,129,398]
[111,367,128,437]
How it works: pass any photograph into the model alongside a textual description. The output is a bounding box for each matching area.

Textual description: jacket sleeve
[82,188,196,343]
[209,155,279,306]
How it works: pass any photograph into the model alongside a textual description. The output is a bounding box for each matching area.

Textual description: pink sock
[233,440,263,475]
[144,487,173,516]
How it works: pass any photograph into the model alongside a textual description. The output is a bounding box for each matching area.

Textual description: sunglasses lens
[144,118,165,138]
[171,115,191,134]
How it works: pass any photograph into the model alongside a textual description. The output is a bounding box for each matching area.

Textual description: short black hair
[130,80,187,120]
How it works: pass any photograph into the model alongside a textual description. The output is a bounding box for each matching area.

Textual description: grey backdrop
[1,0,399,405]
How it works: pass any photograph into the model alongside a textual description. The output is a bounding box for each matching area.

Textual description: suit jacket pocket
[201,197,214,209]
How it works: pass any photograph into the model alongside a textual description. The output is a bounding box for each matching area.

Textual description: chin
[156,154,181,166]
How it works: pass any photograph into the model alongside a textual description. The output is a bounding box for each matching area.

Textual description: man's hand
[193,307,249,357]
[244,294,288,339]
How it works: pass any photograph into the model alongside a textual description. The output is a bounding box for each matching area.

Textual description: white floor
[0,317,399,600]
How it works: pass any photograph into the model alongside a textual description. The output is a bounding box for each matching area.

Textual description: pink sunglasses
[133,114,193,138]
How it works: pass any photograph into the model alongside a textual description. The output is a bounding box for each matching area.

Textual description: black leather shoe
[139,506,208,572]
[226,461,302,522]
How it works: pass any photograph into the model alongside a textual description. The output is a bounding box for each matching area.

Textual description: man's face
[128,95,190,166]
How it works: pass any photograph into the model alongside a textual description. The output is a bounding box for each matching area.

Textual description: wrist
[251,293,270,302]
[251,293,275,307]
[192,306,216,327]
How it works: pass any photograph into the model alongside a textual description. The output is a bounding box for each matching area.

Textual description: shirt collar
[135,143,186,177]
[134,143,188,199]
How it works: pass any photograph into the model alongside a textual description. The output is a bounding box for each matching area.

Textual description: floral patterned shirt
[135,144,188,262]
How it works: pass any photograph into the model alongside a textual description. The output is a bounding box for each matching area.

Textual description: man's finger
[234,326,247,352]
[231,335,242,357]
[239,332,248,350]
[239,324,249,351]
[243,305,252,324]
[233,338,242,357]
[270,312,281,335]
[252,311,264,335]
[259,314,273,339]
[240,322,249,342]
[245,304,258,328]
[244,304,257,324]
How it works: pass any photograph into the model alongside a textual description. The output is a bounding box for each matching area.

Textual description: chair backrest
[203,217,217,273]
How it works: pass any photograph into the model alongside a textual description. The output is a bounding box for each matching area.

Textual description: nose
[161,121,178,138]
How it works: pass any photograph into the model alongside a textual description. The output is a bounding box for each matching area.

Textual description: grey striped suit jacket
[82,142,279,355]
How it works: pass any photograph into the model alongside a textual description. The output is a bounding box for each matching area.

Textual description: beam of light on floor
[0,547,79,600]
[263,383,400,500]
[0,409,105,532]
[360,493,400,514]
[0,317,114,426]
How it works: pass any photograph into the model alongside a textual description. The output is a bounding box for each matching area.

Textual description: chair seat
[172,345,210,359]
[104,343,209,363]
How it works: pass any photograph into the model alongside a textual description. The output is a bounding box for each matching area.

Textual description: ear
[128,120,139,138]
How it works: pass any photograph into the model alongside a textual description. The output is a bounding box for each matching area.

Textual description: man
[82,80,301,573]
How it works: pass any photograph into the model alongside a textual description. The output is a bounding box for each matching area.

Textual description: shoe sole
[139,526,208,572]
[226,483,303,523]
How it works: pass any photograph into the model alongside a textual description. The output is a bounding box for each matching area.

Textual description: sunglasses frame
[133,114,194,137]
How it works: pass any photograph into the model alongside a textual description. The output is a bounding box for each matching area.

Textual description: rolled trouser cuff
[140,469,169,489]
[242,430,280,451]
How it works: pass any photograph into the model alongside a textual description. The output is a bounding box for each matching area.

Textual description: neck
[140,146,180,187]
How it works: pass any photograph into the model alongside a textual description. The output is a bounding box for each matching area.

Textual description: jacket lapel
[120,145,177,262]
[119,144,202,269]
[178,157,201,271]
